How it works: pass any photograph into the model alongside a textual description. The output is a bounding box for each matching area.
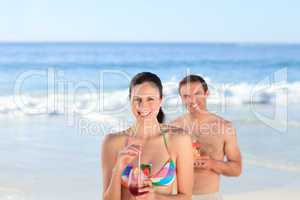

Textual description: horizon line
[0,40,300,45]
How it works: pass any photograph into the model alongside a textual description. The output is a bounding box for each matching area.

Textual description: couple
[102,72,242,200]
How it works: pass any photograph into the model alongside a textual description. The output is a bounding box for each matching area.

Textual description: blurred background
[1,1,300,199]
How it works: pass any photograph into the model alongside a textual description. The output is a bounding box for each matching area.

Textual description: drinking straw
[138,144,141,187]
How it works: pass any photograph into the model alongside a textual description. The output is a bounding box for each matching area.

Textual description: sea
[0,42,300,200]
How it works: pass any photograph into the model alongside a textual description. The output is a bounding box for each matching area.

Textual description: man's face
[179,82,208,114]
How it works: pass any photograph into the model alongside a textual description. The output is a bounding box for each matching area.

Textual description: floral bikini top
[121,130,176,187]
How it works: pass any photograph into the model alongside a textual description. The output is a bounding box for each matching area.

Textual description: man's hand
[194,155,217,172]
[196,158,213,170]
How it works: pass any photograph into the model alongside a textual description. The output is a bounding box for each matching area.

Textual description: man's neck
[189,109,209,121]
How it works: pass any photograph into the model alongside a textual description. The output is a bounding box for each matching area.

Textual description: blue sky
[1,0,300,43]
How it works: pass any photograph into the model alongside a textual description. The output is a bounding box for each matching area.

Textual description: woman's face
[130,82,162,122]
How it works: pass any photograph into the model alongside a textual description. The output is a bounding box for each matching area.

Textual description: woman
[102,72,193,200]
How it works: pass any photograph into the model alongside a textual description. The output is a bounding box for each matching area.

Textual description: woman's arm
[139,134,194,200]
[102,134,141,200]
[102,134,122,200]
[136,134,194,200]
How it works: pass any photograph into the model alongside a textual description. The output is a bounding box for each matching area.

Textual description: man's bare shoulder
[170,114,190,126]
[206,112,230,124]
[209,113,236,134]
[202,112,235,135]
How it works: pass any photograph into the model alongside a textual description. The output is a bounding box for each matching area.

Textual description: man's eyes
[183,94,203,98]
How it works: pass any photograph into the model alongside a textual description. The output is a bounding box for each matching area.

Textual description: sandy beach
[224,186,300,200]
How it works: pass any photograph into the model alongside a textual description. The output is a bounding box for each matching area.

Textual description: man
[171,75,242,200]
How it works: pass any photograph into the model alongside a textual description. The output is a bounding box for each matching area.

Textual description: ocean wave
[0,186,28,200]
[1,81,300,118]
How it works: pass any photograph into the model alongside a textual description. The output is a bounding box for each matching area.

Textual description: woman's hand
[115,143,141,172]
[135,179,155,200]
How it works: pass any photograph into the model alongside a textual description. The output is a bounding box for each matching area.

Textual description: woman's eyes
[133,98,141,102]
[133,97,155,102]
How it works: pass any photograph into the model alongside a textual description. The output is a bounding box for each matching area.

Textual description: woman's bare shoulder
[161,123,191,144]
[102,128,131,148]
[161,123,188,135]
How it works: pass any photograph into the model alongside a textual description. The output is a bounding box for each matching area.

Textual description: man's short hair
[179,74,208,93]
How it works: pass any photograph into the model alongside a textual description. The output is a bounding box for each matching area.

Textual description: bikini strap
[161,127,171,157]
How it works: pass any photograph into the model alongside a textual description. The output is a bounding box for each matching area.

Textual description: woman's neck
[132,120,161,139]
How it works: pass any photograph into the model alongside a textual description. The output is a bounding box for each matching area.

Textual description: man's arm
[198,124,242,177]
[211,125,242,176]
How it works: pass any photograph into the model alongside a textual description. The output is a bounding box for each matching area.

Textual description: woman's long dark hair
[129,72,165,123]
